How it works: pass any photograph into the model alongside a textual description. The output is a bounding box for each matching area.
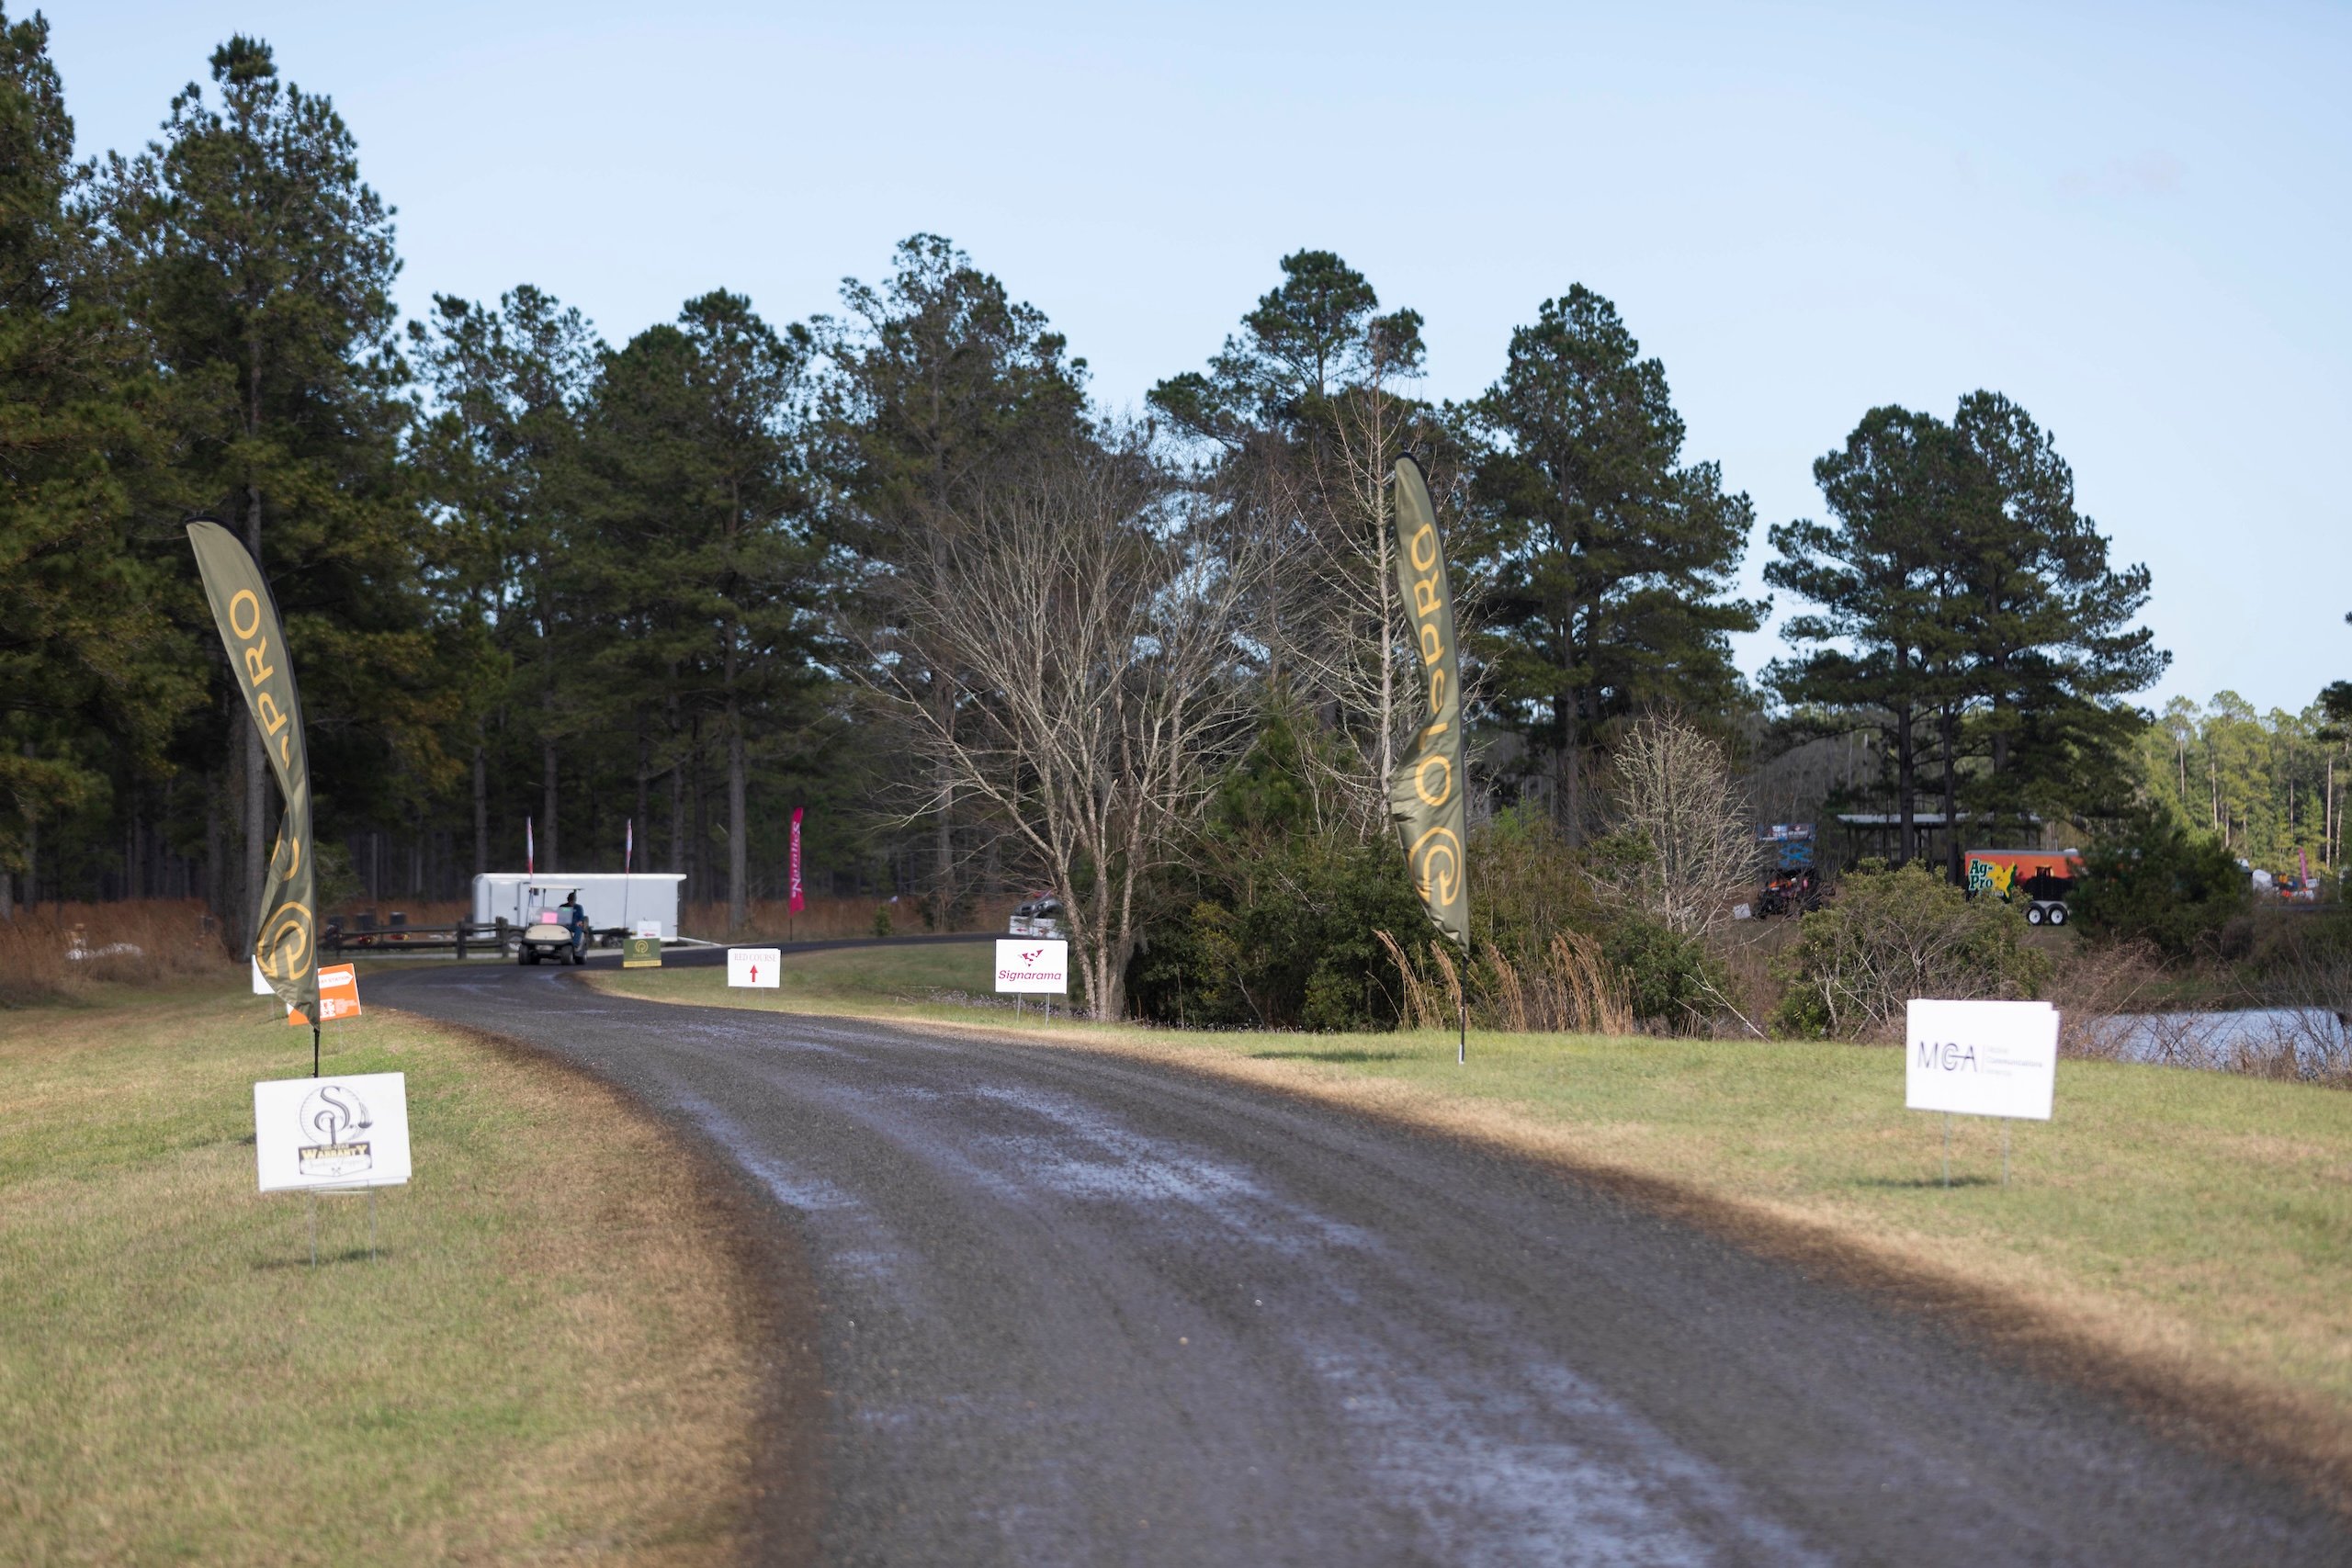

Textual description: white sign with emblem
[1905,999,2058,1121]
[994,939,1069,996]
[729,947,781,988]
[254,1072,413,1192]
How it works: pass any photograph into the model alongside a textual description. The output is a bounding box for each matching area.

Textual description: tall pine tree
[815,234,1090,915]
[0,6,194,912]
[410,284,600,875]
[1468,286,1761,840]
[1770,395,2164,867]
[584,292,818,927]
[1149,249,1447,832]
[94,35,445,933]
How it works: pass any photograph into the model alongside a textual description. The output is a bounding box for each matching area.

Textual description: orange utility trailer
[1964,848,2086,925]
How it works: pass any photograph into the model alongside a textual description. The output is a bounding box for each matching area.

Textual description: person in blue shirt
[560,890,590,959]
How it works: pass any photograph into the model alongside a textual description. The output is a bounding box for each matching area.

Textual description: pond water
[2075,1008,2352,1078]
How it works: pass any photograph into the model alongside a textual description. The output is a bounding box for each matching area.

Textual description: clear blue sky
[51,1,2352,716]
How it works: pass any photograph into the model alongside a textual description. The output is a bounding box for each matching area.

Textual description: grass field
[0,979,771,1566]
[601,942,2352,1494]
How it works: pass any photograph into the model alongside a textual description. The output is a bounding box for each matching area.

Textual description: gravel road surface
[378,950,2345,1566]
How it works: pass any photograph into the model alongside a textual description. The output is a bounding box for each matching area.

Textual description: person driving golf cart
[560,890,589,957]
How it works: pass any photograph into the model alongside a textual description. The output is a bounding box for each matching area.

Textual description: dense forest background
[6,18,2349,1021]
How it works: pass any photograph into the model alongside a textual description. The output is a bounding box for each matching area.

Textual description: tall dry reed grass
[1378,929,1634,1036]
[0,900,232,1007]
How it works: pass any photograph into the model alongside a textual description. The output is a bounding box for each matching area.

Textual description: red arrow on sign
[751,964,760,984]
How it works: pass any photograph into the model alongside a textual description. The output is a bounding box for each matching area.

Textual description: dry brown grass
[686,892,1017,942]
[0,898,233,1007]
[0,982,796,1564]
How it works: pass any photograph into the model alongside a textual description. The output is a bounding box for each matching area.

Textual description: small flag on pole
[788,807,805,914]
[526,816,535,876]
[625,818,634,874]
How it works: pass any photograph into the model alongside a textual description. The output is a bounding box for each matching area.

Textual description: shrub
[2069,814,2249,961]
[1771,860,2050,1040]
[1129,833,1431,1032]
[1601,915,1724,1032]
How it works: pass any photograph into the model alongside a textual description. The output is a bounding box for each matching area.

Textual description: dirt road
[379,954,2343,1565]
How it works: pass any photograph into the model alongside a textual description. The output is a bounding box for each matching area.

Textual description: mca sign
[994,939,1069,996]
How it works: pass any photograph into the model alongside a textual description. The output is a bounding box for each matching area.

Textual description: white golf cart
[515,886,589,965]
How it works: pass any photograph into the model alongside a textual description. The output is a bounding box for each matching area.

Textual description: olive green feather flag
[187,521,318,1026]
[1387,455,1468,950]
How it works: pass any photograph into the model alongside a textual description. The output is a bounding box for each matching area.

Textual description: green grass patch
[1,980,763,1566]
[602,940,1044,1023]
[604,948,2352,1444]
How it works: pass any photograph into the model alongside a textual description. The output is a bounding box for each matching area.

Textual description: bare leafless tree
[862,425,1272,1017]
[1602,711,1760,939]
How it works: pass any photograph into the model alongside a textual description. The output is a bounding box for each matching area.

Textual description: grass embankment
[601,942,2352,1495]
[0,980,775,1565]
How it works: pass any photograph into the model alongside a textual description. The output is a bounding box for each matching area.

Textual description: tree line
[2136,691,2350,877]
[6,17,2233,1018]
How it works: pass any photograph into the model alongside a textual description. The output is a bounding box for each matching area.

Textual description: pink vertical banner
[788,807,805,913]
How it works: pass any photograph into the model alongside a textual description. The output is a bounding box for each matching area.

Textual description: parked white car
[1009,897,1064,938]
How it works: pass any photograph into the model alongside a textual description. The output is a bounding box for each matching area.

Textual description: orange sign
[288,964,359,1026]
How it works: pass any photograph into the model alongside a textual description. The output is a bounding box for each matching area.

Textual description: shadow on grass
[1852,1175,2002,1190]
[1248,1049,1411,1065]
[251,1247,390,1270]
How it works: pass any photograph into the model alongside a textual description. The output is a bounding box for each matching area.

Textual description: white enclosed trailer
[470,873,687,940]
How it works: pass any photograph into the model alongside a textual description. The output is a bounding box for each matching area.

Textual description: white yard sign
[729,947,781,988]
[1905,999,2058,1121]
[994,939,1069,996]
[251,957,274,996]
[254,1072,412,1192]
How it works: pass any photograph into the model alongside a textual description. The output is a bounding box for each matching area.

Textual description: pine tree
[1149,249,1445,831]
[92,35,444,933]
[0,6,195,910]
[1770,395,2165,868]
[583,292,819,928]
[815,234,1090,915]
[1470,286,1761,840]
[1947,392,2165,845]
[410,285,601,875]
[1767,405,1966,863]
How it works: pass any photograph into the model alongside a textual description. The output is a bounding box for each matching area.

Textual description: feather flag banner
[187,521,318,1029]
[1385,455,1468,951]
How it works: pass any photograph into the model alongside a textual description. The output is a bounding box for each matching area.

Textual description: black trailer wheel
[2047,904,2068,927]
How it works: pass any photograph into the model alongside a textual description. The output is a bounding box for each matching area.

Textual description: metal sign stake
[1942,1112,1951,1189]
